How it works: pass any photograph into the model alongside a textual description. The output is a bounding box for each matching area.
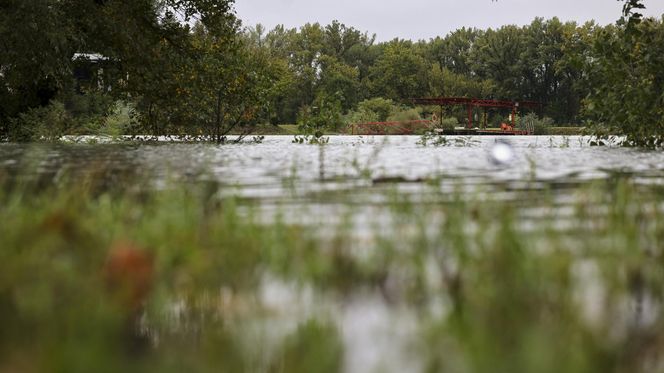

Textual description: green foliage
[0,0,75,128]
[5,91,134,141]
[521,112,555,135]
[297,93,344,135]
[345,98,425,134]
[100,102,137,137]
[585,18,664,147]
[620,0,647,31]
[386,107,422,122]
[369,40,430,100]
[439,117,459,130]
[252,17,603,127]
[428,65,496,98]
[317,55,360,111]
[270,320,343,373]
[0,0,247,140]
[345,98,396,125]
[292,134,330,145]
[7,101,71,142]
[4,161,664,371]
[147,22,273,141]
[417,133,480,146]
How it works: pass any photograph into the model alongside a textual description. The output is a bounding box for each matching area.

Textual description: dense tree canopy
[0,0,263,139]
[250,18,603,125]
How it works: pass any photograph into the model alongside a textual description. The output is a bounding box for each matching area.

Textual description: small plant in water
[292,133,330,145]
[417,132,450,147]
[251,135,265,144]
[560,136,570,148]
[418,132,480,147]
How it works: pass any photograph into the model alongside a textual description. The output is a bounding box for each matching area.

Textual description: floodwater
[2,135,663,372]
[2,135,662,196]
[2,135,662,228]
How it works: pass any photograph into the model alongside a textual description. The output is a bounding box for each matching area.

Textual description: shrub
[98,101,136,137]
[439,117,458,130]
[7,101,71,142]
[345,108,379,125]
[297,94,343,135]
[354,98,395,122]
[387,107,421,122]
[521,113,554,135]
[346,98,398,125]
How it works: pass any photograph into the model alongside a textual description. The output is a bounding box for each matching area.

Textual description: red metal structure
[410,97,542,130]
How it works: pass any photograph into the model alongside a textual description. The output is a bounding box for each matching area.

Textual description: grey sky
[234,0,664,41]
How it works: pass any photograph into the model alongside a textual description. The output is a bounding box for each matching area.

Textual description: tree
[369,40,430,100]
[0,0,244,140]
[427,28,480,76]
[317,55,360,111]
[585,18,664,147]
[297,92,343,134]
[471,25,527,100]
[554,21,596,123]
[142,21,273,141]
[580,0,664,147]
[0,0,77,135]
[428,65,495,98]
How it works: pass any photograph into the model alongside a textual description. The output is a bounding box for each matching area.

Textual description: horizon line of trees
[245,17,593,126]
[1,0,663,146]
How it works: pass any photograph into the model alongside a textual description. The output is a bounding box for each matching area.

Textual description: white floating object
[489,141,514,166]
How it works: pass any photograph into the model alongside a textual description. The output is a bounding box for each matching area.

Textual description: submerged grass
[1,167,664,372]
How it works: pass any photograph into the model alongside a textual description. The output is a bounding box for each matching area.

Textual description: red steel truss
[410,97,542,129]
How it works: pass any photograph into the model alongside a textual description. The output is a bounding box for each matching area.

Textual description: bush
[8,101,71,142]
[297,94,343,135]
[98,101,136,137]
[439,117,458,130]
[387,107,421,122]
[355,98,395,122]
[346,98,397,125]
[521,113,554,135]
[63,91,115,120]
[346,98,425,127]
[345,108,379,125]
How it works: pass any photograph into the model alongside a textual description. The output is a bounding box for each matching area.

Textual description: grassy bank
[1,169,663,372]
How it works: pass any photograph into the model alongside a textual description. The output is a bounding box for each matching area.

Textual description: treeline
[247,18,591,126]
[0,0,263,142]
[1,1,663,145]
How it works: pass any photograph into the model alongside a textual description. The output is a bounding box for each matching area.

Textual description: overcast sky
[235,0,664,41]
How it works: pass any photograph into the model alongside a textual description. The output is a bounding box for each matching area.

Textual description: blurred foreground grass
[1,168,664,372]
